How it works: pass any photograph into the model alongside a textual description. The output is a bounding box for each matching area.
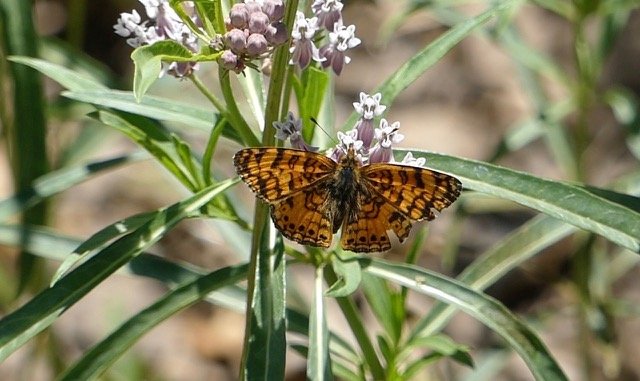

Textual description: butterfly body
[325,150,369,233]
[234,147,461,253]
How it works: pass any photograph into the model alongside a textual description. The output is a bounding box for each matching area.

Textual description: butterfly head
[341,144,364,167]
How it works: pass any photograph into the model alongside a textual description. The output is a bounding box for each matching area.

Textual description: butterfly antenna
[310,117,338,145]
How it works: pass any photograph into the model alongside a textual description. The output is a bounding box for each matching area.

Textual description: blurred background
[1,0,640,380]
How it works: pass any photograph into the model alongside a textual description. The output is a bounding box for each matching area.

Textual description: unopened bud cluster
[220,0,287,73]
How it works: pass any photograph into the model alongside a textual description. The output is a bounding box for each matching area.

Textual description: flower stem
[189,73,226,112]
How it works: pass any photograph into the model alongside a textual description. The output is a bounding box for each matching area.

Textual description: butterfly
[233,146,461,253]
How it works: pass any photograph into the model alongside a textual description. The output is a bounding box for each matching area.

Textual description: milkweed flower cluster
[114,0,199,78]
[275,92,424,167]
[115,1,361,77]
[290,0,361,75]
[220,0,287,73]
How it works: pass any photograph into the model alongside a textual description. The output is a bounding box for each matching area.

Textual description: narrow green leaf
[8,56,106,91]
[91,109,239,226]
[326,253,361,297]
[0,178,239,362]
[0,225,79,262]
[408,334,473,367]
[301,67,330,142]
[93,110,199,191]
[324,266,385,379]
[0,153,145,222]
[0,224,360,366]
[342,0,522,129]
[363,258,568,381]
[238,67,267,129]
[399,150,640,252]
[130,40,220,100]
[411,215,576,339]
[62,89,230,135]
[1,0,50,293]
[308,265,333,381]
[288,308,360,369]
[58,264,248,381]
[39,37,115,88]
[192,0,219,35]
[0,223,249,312]
[361,274,401,344]
[51,210,158,285]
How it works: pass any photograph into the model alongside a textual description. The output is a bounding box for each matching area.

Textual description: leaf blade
[401,150,640,252]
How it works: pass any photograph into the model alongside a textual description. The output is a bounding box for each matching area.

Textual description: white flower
[375,119,404,148]
[332,23,360,52]
[311,0,344,31]
[290,12,324,69]
[331,129,364,162]
[318,23,360,74]
[369,119,403,163]
[337,129,363,152]
[353,92,385,120]
[400,152,426,167]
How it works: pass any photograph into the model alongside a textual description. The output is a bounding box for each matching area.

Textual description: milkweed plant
[1,0,639,380]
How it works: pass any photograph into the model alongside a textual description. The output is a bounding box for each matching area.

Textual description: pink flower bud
[246,33,268,55]
[262,0,285,22]
[244,2,262,14]
[225,28,247,53]
[219,50,238,70]
[229,4,249,28]
[265,22,287,45]
[248,11,270,34]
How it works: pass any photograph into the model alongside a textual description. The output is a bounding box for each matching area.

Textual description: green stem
[202,117,226,186]
[263,0,299,146]
[280,64,295,122]
[325,266,385,379]
[189,73,227,115]
[66,0,86,48]
[572,15,598,182]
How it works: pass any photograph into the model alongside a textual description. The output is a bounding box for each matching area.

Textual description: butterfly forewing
[233,148,336,202]
[362,163,462,221]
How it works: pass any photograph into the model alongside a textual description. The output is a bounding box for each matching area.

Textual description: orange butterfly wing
[340,163,461,252]
[340,192,412,253]
[234,148,336,247]
[361,163,462,221]
[233,148,336,202]
[270,185,334,247]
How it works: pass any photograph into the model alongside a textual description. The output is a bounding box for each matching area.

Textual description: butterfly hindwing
[270,183,334,247]
[340,191,413,253]
[233,148,336,202]
[362,163,462,221]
